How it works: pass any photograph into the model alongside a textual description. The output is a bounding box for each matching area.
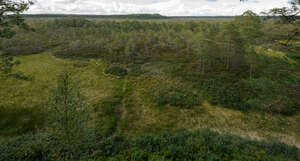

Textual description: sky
[27,0,290,16]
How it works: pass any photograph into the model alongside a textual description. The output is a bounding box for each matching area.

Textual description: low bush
[11,72,34,81]
[150,84,201,109]
[101,96,122,115]
[73,62,89,68]
[199,78,252,111]
[104,65,128,77]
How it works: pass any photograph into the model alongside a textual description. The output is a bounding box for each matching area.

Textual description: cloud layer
[27,0,289,16]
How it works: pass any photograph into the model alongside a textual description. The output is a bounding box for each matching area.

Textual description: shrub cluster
[73,62,89,68]
[2,129,299,161]
[150,84,201,109]
[173,60,300,115]
[0,32,50,56]
[104,65,128,77]
[94,129,300,161]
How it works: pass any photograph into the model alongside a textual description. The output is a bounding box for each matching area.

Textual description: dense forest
[1,0,300,161]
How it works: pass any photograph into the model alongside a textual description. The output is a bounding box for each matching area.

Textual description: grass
[0,52,300,149]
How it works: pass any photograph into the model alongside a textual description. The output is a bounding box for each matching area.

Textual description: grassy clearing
[0,53,114,135]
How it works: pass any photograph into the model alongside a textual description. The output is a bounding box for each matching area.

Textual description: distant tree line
[22,13,168,19]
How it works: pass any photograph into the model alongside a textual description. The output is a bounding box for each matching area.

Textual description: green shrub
[73,62,89,68]
[128,64,145,76]
[150,84,201,109]
[11,72,34,81]
[104,65,128,77]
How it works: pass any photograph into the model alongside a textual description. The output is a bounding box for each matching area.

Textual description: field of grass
[1,52,299,149]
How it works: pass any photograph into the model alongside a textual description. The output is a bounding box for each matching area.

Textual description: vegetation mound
[104,65,128,77]
[150,84,201,109]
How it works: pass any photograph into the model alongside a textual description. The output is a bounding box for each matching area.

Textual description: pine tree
[47,71,91,160]
[0,0,32,38]
[0,0,32,78]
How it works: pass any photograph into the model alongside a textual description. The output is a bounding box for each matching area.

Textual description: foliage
[263,0,299,23]
[261,0,300,49]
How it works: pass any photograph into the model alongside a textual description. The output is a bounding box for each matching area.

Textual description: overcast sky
[27,0,289,16]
